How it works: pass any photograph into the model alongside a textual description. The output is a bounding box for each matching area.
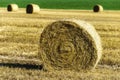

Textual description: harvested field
[0,8,120,80]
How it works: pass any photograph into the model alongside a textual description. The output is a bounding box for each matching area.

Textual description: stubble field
[0,8,120,80]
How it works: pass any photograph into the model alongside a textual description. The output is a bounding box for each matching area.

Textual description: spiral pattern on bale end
[93,4,103,12]
[39,20,102,71]
[26,4,40,14]
[7,4,19,12]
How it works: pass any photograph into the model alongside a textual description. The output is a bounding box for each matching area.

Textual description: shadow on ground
[0,63,43,70]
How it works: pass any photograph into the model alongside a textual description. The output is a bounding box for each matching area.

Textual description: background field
[0,7,120,79]
[0,0,120,10]
[0,0,120,80]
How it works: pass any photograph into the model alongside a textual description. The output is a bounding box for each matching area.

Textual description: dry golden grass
[0,8,120,80]
[0,66,120,80]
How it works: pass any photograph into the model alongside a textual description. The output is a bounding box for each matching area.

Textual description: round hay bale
[7,4,19,12]
[26,4,40,14]
[39,20,102,71]
[93,4,103,12]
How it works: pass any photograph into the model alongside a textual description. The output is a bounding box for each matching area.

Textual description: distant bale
[26,4,40,14]
[93,4,103,12]
[39,20,102,71]
[7,4,19,12]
